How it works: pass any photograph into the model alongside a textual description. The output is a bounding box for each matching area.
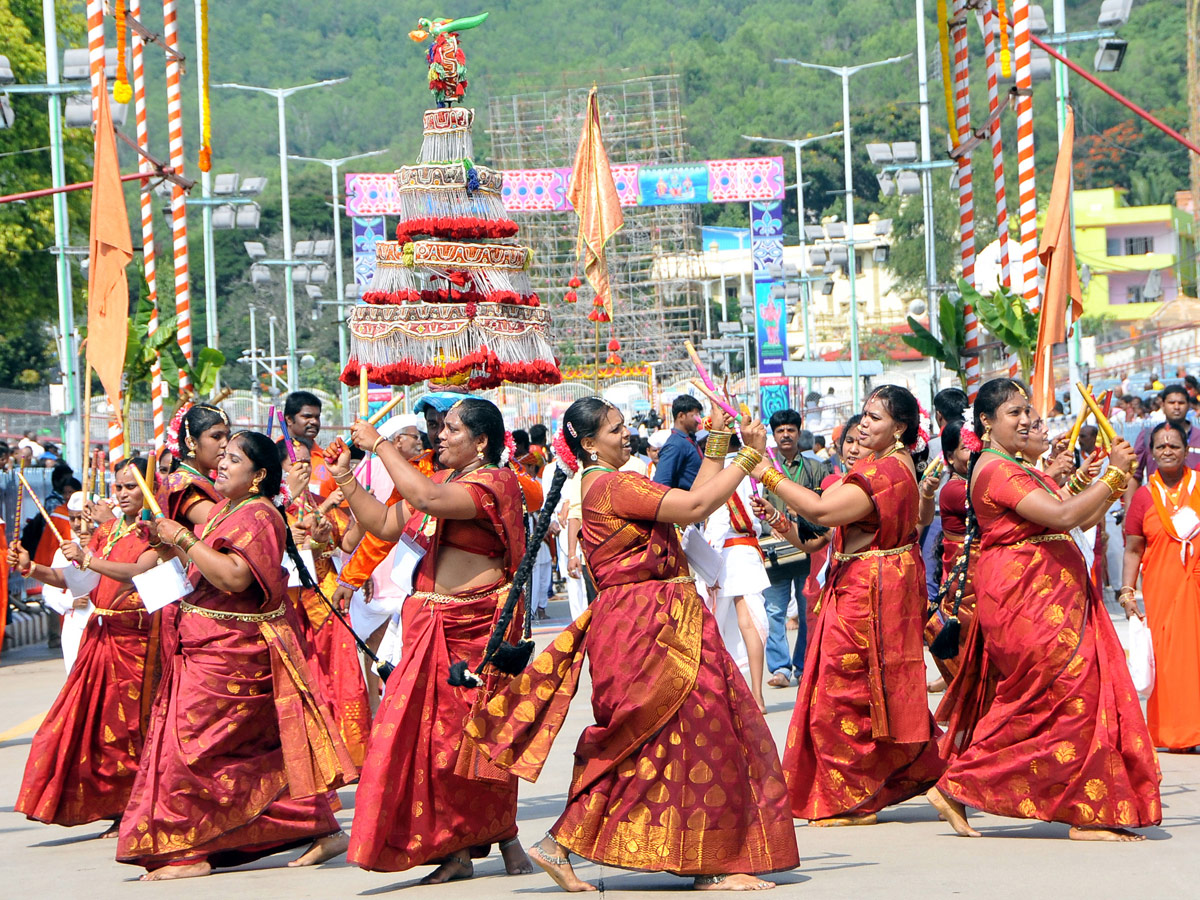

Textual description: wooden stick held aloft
[16,471,65,544]
[127,462,165,519]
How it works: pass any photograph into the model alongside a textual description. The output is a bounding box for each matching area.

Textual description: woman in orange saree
[279,441,371,766]
[1120,420,1200,751]
[932,378,1161,841]
[12,458,159,834]
[117,432,356,879]
[766,385,945,826]
[467,398,799,892]
[331,397,534,883]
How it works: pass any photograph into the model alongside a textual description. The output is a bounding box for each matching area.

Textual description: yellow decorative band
[181,600,287,622]
[833,542,916,562]
[1007,533,1073,549]
[411,582,512,606]
[92,606,144,617]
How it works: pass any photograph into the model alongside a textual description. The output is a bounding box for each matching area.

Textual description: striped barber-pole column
[1012,0,1040,315]
[130,0,166,451]
[982,2,1012,292]
[85,0,104,114]
[108,419,126,466]
[952,1,979,398]
[162,0,192,392]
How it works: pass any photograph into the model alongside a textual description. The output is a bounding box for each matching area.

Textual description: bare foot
[1069,826,1145,842]
[99,820,120,839]
[694,873,775,890]
[809,813,878,827]
[926,788,980,838]
[420,852,474,884]
[500,837,535,875]
[139,861,212,881]
[927,677,947,693]
[753,693,766,714]
[529,837,596,892]
[288,830,349,867]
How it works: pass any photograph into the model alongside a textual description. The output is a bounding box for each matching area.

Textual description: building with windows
[1073,187,1196,320]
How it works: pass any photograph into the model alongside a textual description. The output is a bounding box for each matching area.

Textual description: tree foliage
[902,290,969,390]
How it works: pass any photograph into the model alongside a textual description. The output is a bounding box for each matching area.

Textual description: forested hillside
[0,0,1189,390]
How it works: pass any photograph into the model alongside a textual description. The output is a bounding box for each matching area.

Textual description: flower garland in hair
[959,406,983,453]
[273,485,290,508]
[552,429,579,475]
[910,400,933,453]
[500,430,517,467]
[165,401,194,457]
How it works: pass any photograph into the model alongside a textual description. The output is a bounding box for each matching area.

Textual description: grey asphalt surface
[1,598,1195,899]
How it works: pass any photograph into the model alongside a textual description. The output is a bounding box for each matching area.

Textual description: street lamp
[214,77,349,391]
[776,53,911,408]
[288,148,388,424]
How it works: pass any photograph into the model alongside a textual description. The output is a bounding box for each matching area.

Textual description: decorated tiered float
[341,14,560,389]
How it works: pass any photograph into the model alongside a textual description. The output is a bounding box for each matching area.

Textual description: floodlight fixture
[1097,0,1133,27]
[1094,38,1128,73]
[213,174,240,194]
[0,54,14,84]
[293,240,314,257]
[865,143,893,166]
[891,141,919,163]
[896,171,923,195]
[803,225,826,242]
[876,172,895,197]
[235,203,262,229]
[873,218,893,236]
[312,239,334,257]
[240,176,268,195]
[244,241,267,260]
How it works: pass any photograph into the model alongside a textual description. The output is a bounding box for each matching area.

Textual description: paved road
[1,606,1196,899]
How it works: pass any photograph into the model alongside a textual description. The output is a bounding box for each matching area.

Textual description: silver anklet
[694,874,728,886]
[534,833,569,866]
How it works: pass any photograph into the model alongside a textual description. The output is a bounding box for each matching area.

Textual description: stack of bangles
[763,505,792,535]
[759,467,786,495]
[704,430,732,459]
[1066,469,1094,495]
[1117,586,1138,610]
[173,529,199,554]
[732,446,762,475]
[332,471,357,490]
[1098,465,1132,500]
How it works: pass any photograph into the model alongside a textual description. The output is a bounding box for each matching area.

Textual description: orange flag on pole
[567,85,624,317]
[1031,107,1082,418]
[86,81,134,417]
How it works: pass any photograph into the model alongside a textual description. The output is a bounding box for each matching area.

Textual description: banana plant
[902,290,970,390]
[963,279,1038,384]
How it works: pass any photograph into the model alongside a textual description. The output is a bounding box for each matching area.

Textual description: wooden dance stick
[127,462,165,519]
[683,342,742,421]
[1075,382,1117,443]
[266,405,276,438]
[13,457,26,534]
[359,367,369,421]
[365,393,405,428]
[17,471,65,544]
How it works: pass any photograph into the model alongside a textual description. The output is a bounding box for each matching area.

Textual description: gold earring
[982,423,992,442]
[250,473,264,494]
[894,433,904,452]
[185,437,197,452]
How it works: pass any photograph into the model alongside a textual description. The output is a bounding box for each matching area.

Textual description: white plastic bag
[1127,614,1155,699]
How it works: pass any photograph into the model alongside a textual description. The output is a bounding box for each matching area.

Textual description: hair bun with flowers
[552,429,579,475]
[165,401,194,457]
[958,406,983,453]
[501,430,517,467]
[912,401,932,453]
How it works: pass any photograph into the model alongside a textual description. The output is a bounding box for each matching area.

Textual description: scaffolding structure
[486,75,704,373]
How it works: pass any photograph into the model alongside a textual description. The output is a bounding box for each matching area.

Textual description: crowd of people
[0,373,1191,888]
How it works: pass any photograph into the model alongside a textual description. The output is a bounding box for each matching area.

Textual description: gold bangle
[371,435,386,455]
[80,550,93,571]
[704,431,732,459]
[332,473,356,486]
[1117,586,1136,599]
[733,447,762,476]
[1099,467,1129,498]
[761,468,785,494]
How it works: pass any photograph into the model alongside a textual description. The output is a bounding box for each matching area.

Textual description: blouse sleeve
[976,458,1040,514]
[1124,486,1152,539]
[608,472,670,522]
[939,477,968,518]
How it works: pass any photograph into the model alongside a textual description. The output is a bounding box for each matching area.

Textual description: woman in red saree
[117,431,356,879]
[156,402,229,529]
[766,385,945,826]
[330,397,534,883]
[12,458,159,834]
[932,378,1161,841]
[1121,420,1200,751]
[279,441,371,765]
[467,398,798,892]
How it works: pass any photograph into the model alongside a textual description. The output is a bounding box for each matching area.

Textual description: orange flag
[1031,107,1082,418]
[566,85,624,317]
[86,82,134,417]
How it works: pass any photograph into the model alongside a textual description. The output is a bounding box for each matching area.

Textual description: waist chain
[92,606,145,617]
[181,600,287,622]
[833,541,916,562]
[1006,533,1073,549]
[411,581,513,606]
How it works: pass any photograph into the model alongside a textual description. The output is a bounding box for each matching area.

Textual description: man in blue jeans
[762,409,830,687]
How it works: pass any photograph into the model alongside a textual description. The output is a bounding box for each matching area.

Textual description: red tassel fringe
[362,287,541,307]
[340,353,562,390]
[395,216,519,246]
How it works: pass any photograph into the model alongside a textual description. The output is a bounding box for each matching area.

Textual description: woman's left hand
[1045,449,1075,481]
[350,419,382,453]
[60,541,85,563]
[154,517,190,546]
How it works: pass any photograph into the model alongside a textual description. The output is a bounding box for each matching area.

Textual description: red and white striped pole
[982,2,1012,292]
[952,1,979,397]
[162,0,192,392]
[130,0,166,451]
[108,419,126,466]
[1012,0,1041,322]
[85,0,104,114]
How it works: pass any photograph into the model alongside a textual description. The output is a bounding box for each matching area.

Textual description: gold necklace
[201,495,260,539]
[101,516,137,557]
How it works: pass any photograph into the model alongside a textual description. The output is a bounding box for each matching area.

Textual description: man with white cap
[646,429,671,480]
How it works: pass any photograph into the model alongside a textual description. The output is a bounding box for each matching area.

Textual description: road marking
[0,712,46,744]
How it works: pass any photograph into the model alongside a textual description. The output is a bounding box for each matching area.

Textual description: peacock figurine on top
[409,12,489,107]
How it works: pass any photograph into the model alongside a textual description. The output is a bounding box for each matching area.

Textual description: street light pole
[41,0,80,468]
[915,0,941,394]
[193,1,217,383]
[214,78,348,392]
[776,54,910,409]
[740,129,843,389]
[288,149,388,425]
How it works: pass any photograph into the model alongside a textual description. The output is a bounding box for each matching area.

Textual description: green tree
[965,280,1038,384]
[0,0,90,388]
[901,290,969,390]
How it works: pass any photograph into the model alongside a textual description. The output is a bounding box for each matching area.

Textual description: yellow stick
[16,472,65,544]
[1075,382,1117,442]
[359,367,369,420]
[127,462,165,518]
[1065,404,1091,452]
[366,393,405,427]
